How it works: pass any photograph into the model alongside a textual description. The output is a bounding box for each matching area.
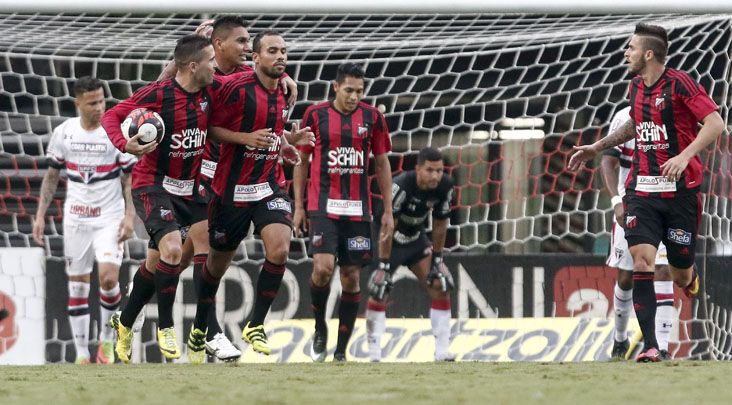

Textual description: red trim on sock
[139,263,154,280]
[431,298,451,310]
[309,279,330,291]
[99,292,121,305]
[655,293,674,301]
[193,254,207,265]
[367,300,386,312]
[340,291,361,303]
[156,260,180,275]
[68,297,89,307]
[201,263,221,284]
[632,273,654,281]
[263,259,286,275]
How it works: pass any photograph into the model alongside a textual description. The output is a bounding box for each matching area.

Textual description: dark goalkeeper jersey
[391,171,454,244]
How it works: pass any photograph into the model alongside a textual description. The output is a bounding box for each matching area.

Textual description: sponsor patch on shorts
[667,228,692,245]
[266,197,292,213]
[347,236,371,251]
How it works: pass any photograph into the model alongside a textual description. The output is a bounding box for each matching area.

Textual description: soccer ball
[120,108,165,145]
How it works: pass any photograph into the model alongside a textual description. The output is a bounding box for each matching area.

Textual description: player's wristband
[611,196,623,207]
[432,251,443,264]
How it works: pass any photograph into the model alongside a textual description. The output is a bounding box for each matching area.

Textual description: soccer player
[187,30,308,358]
[292,62,394,362]
[365,147,455,362]
[602,106,675,360]
[569,23,724,362]
[101,35,218,363]
[32,76,137,364]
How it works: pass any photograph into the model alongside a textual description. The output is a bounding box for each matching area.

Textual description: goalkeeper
[367,147,456,362]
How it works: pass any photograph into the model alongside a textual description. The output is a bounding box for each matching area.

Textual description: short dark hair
[174,35,212,69]
[252,30,282,53]
[335,62,365,83]
[73,76,103,97]
[418,147,443,165]
[212,15,249,41]
[634,23,668,63]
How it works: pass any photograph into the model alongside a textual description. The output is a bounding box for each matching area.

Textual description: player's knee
[340,270,360,291]
[632,258,653,273]
[159,242,183,264]
[616,270,633,290]
[99,274,118,290]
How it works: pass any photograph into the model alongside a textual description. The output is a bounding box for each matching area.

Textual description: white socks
[613,282,633,342]
[68,281,91,360]
[430,298,451,360]
[99,283,121,342]
[365,301,386,362]
[655,280,675,352]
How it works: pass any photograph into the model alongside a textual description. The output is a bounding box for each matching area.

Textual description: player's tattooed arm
[32,167,61,246]
[569,119,634,171]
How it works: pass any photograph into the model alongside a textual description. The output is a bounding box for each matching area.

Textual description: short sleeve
[371,110,391,155]
[46,122,67,169]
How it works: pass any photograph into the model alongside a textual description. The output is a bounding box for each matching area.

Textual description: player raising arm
[601,106,675,360]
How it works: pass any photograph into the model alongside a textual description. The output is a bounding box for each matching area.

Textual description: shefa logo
[170,128,207,150]
[636,121,668,142]
[327,147,364,167]
[667,228,692,245]
[347,236,371,251]
[266,197,292,213]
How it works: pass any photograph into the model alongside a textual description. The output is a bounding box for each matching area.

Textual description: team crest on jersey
[281,108,290,121]
[266,197,292,213]
[347,236,371,251]
[654,95,666,111]
[200,101,208,112]
[357,125,368,136]
[78,165,96,183]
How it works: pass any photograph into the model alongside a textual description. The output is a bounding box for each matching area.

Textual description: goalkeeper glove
[427,253,454,292]
[368,260,393,300]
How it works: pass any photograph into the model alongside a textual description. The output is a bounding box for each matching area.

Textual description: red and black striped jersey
[102,78,212,199]
[198,65,254,199]
[626,68,718,198]
[209,72,289,206]
[298,101,391,221]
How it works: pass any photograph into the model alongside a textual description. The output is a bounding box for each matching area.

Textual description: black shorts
[132,187,207,250]
[624,193,701,269]
[390,232,432,269]
[309,215,373,267]
[208,191,293,251]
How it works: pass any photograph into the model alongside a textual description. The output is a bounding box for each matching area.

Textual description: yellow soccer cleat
[187,327,207,364]
[242,322,271,355]
[157,327,181,360]
[110,312,133,364]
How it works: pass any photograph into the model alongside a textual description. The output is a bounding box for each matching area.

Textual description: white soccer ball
[121,108,165,145]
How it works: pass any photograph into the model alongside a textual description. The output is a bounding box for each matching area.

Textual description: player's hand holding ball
[121,108,164,156]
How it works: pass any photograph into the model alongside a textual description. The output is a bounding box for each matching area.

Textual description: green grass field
[1,361,730,404]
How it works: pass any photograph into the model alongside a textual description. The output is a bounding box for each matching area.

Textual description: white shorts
[63,220,124,276]
[607,222,668,271]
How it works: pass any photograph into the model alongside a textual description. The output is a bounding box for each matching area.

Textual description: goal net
[0,12,730,362]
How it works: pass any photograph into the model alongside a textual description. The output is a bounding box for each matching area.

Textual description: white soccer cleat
[205,333,242,362]
[368,336,382,362]
[435,352,457,362]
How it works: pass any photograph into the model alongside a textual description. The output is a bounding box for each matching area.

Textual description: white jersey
[47,117,136,224]
[608,107,634,198]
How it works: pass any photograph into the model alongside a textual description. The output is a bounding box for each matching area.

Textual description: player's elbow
[704,112,726,137]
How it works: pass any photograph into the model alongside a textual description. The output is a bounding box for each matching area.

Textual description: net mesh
[0,13,730,361]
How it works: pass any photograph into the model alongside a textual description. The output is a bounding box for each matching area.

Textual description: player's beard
[628,57,646,76]
[263,64,286,79]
